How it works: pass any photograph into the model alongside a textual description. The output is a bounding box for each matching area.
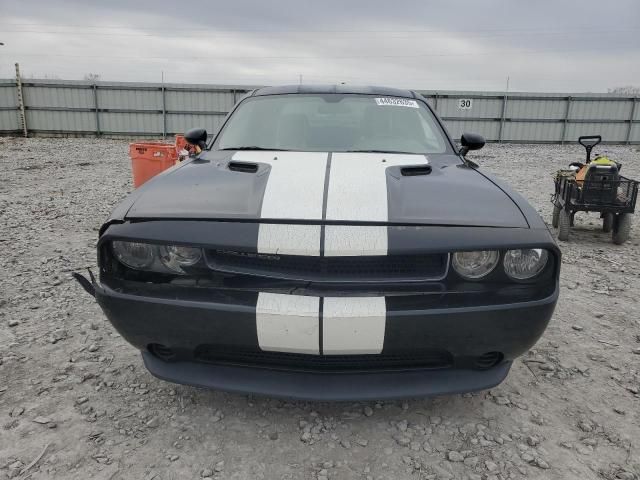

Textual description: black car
[76,85,560,401]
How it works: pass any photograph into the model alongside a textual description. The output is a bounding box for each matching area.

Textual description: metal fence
[1,78,639,144]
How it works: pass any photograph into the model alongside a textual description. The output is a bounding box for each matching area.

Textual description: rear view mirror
[184,128,208,149]
[459,132,485,157]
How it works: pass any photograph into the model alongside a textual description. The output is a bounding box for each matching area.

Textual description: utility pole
[161,71,166,140]
[506,76,510,93]
[15,63,28,138]
[299,74,303,85]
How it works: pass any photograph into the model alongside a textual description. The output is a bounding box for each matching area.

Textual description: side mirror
[459,132,485,157]
[184,128,208,150]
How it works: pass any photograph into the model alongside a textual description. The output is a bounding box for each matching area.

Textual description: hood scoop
[400,165,432,176]
[228,161,259,173]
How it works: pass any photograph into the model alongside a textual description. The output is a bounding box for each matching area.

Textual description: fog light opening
[475,351,503,370]
[148,343,176,361]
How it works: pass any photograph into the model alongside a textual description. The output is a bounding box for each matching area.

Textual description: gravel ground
[1,137,639,480]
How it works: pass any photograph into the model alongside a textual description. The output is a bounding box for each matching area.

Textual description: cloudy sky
[1,0,639,92]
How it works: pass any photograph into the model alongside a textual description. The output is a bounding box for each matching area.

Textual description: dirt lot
[1,137,639,480]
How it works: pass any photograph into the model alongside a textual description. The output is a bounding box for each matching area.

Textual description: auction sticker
[375,97,419,108]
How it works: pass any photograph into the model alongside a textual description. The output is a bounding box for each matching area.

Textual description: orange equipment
[128,142,179,188]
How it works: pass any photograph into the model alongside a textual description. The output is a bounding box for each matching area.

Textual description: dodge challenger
[75,85,560,400]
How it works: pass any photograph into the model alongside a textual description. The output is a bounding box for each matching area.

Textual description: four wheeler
[551,135,638,244]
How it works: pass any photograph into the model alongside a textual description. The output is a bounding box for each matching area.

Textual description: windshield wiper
[345,149,419,155]
[219,146,291,151]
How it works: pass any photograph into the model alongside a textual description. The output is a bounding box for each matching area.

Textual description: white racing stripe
[232,151,328,220]
[257,224,321,256]
[241,152,424,356]
[324,225,388,256]
[232,151,328,256]
[256,294,386,355]
[256,293,320,354]
[324,153,427,256]
[325,153,427,222]
[323,297,386,355]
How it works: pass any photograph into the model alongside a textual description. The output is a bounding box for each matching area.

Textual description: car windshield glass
[215,94,450,154]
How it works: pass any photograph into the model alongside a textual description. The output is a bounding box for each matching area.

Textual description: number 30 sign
[458,99,472,110]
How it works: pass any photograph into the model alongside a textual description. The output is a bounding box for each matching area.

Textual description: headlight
[503,249,548,280]
[112,241,154,269]
[159,245,202,273]
[452,250,499,280]
[111,241,203,274]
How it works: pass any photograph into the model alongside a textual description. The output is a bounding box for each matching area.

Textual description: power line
[3,28,638,41]
[2,44,635,61]
[1,22,638,34]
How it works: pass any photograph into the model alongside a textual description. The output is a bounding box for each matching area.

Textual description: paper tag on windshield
[375,97,419,108]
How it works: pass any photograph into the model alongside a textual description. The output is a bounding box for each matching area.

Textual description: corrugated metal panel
[97,88,161,110]
[0,110,20,131]
[165,90,236,112]
[99,112,162,133]
[0,84,18,108]
[438,97,502,118]
[506,99,566,120]
[25,110,95,132]
[565,122,628,143]
[570,100,632,121]
[24,85,93,108]
[1,80,638,143]
[502,121,563,142]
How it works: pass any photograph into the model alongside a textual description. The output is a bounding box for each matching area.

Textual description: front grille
[193,346,454,372]
[205,250,448,283]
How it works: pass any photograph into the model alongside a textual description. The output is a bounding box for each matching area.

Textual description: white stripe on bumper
[256,293,320,354]
[256,294,386,355]
[322,297,386,355]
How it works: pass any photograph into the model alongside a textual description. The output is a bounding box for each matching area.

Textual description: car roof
[252,84,416,98]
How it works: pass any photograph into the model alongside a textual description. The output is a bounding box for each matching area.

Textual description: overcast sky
[1,0,639,92]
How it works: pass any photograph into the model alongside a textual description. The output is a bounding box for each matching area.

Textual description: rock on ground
[1,137,639,479]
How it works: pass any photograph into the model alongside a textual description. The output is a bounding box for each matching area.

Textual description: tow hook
[72,269,96,297]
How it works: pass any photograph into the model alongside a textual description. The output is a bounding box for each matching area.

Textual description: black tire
[558,209,571,241]
[552,204,561,228]
[602,213,614,233]
[613,213,632,245]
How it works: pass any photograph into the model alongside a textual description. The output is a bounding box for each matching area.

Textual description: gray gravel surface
[1,137,639,480]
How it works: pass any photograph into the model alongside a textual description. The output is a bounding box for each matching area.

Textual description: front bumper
[94,281,558,400]
[142,351,512,401]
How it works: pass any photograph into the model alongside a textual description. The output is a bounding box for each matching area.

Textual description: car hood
[124,150,528,228]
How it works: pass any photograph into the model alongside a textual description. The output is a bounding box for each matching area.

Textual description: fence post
[93,84,101,136]
[498,93,508,143]
[15,63,28,138]
[161,85,166,140]
[626,97,637,145]
[561,96,572,145]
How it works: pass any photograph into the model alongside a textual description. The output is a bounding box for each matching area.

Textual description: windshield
[214,94,450,154]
